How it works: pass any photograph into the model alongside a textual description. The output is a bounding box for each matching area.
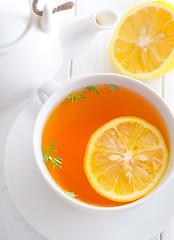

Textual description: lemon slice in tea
[110,2,174,78]
[84,117,169,202]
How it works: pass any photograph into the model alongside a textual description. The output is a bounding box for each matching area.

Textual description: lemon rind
[110,1,174,79]
[84,117,169,202]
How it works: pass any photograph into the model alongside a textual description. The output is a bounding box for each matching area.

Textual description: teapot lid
[0,0,31,48]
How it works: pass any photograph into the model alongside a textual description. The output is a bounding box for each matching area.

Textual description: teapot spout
[60,9,118,61]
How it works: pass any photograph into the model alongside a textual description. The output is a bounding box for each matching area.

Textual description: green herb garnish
[64,84,119,103]
[64,191,78,198]
[107,84,119,91]
[86,86,99,95]
[41,141,63,169]
[64,92,86,103]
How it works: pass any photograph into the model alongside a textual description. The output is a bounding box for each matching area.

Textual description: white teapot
[0,0,118,106]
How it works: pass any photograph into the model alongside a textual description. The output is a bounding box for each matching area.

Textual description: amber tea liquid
[42,84,168,207]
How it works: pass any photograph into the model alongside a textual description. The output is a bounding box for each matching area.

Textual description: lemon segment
[84,117,169,202]
[110,1,174,78]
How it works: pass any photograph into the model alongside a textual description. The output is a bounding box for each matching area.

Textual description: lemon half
[84,117,169,202]
[110,1,174,78]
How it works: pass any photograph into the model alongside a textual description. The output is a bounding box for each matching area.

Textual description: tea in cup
[33,73,174,212]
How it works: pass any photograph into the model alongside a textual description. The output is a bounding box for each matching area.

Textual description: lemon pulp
[84,117,169,202]
[110,2,174,78]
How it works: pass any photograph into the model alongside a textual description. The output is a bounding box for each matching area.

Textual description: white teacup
[33,73,174,213]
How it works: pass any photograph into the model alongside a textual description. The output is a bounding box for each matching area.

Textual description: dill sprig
[86,86,99,94]
[64,191,78,198]
[41,141,63,169]
[107,84,119,91]
[64,92,86,103]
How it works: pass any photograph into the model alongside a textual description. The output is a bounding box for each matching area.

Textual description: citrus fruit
[110,1,174,79]
[84,117,169,202]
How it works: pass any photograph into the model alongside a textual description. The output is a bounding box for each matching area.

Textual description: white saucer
[4,97,174,240]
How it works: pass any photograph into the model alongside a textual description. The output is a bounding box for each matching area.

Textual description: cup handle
[37,80,63,104]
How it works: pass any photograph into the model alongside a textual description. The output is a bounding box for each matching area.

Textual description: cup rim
[33,73,174,213]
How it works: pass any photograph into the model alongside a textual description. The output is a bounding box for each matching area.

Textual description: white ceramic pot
[33,73,174,213]
[0,0,118,106]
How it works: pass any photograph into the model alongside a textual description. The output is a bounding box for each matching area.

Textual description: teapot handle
[33,1,75,33]
[37,80,63,104]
